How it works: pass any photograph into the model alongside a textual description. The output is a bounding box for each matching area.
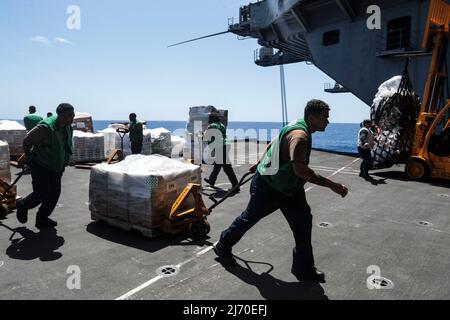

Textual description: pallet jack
[107,127,129,164]
[0,158,27,219]
[161,171,254,239]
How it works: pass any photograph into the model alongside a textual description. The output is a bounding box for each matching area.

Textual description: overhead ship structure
[228,0,450,106]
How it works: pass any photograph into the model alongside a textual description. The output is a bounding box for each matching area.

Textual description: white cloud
[30,36,73,46]
[54,37,73,45]
[30,36,50,45]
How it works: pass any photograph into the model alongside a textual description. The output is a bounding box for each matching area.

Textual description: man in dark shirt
[16,103,75,228]
[128,113,144,154]
[213,100,348,283]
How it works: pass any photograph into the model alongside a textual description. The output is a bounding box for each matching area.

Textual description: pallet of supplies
[72,112,94,133]
[171,135,186,157]
[184,106,228,162]
[149,128,172,158]
[100,124,152,158]
[89,154,201,237]
[0,140,11,185]
[71,131,105,163]
[0,120,26,157]
[370,73,420,169]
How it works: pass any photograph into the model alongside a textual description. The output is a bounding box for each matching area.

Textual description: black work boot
[292,267,326,283]
[35,217,58,229]
[16,200,28,224]
[213,241,237,268]
[204,178,215,188]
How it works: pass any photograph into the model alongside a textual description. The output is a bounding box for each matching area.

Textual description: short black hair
[209,114,220,124]
[47,112,53,117]
[304,99,330,119]
[129,113,137,119]
[29,106,36,113]
[56,103,74,115]
[360,119,372,127]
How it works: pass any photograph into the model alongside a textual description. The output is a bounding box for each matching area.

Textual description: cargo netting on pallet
[370,62,420,169]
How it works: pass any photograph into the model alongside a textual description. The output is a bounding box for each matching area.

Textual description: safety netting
[370,63,421,169]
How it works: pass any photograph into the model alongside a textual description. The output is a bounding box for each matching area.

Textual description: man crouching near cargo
[213,99,348,283]
[16,103,75,229]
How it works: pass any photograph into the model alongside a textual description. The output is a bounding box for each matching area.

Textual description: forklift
[405,0,450,180]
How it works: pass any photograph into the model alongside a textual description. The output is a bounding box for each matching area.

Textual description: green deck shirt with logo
[30,116,73,173]
[257,119,312,196]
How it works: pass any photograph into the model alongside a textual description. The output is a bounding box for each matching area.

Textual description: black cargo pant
[219,172,315,274]
[21,161,63,220]
[131,140,143,154]
[208,144,239,187]
[358,146,372,176]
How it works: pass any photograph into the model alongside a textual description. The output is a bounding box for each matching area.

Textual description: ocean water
[92,120,359,154]
[13,119,359,154]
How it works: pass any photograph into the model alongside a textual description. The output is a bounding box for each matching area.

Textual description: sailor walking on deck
[213,100,348,283]
[357,119,375,180]
[16,103,75,228]
[203,114,240,193]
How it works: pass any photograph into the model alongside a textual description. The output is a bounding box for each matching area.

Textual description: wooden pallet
[72,160,106,170]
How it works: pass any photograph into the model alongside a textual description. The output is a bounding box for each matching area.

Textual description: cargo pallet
[90,211,162,238]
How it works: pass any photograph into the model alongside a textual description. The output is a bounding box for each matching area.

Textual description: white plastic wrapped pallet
[89,155,201,234]
[186,106,228,134]
[0,120,26,157]
[0,140,11,184]
[149,128,172,158]
[72,112,94,133]
[171,135,186,157]
[100,125,152,158]
[71,131,105,163]
[184,106,228,162]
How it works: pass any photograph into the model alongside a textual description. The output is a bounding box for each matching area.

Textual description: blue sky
[0,0,370,123]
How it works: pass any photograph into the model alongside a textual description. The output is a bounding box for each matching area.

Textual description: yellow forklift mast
[405,0,450,180]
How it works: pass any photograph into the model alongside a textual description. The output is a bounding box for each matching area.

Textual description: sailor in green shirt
[213,100,348,283]
[128,113,144,154]
[24,105,43,132]
[203,114,239,193]
[16,103,75,228]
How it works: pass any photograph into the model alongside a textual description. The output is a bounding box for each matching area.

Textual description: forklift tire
[0,204,9,219]
[405,159,429,180]
[189,220,210,240]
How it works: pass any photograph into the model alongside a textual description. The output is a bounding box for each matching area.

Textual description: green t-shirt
[24,114,43,131]
[129,120,144,142]
[206,122,227,145]
[257,119,311,196]
[30,116,73,173]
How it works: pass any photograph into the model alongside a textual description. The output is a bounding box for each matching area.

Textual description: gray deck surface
[0,141,449,300]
